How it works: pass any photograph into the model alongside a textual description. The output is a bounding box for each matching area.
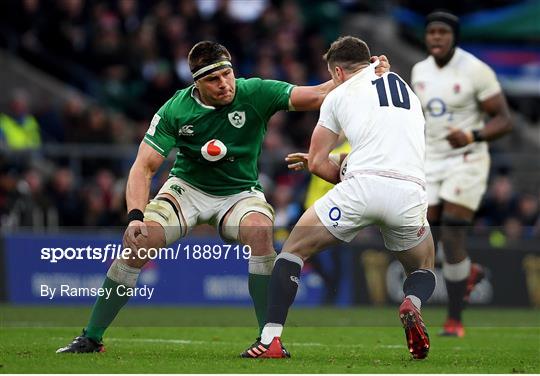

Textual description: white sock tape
[443,258,471,282]
[106,259,141,288]
[248,252,277,275]
[275,252,304,268]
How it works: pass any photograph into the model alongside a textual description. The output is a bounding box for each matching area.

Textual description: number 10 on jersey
[372,73,410,109]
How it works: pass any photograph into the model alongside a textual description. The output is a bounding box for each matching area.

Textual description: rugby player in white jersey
[242,36,436,360]
[411,11,512,337]
[55,40,390,355]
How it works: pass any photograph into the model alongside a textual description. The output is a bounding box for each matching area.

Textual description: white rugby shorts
[156,176,269,240]
[314,174,430,251]
[426,152,490,211]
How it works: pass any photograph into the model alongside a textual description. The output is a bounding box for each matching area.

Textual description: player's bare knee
[145,220,167,247]
[239,224,274,256]
[398,234,435,275]
[239,215,273,256]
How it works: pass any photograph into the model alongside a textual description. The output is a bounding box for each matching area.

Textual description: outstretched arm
[288,55,390,111]
[286,151,347,172]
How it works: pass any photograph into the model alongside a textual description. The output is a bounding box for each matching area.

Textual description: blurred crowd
[476,174,540,240]
[0,0,337,229]
[1,0,338,122]
[0,0,538,240]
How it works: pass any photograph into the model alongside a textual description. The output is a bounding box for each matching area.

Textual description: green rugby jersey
[144,78,294,196]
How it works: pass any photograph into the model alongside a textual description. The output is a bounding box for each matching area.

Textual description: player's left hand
[286,152,309,171]
[446,127,474,148]
[372,55,390,76]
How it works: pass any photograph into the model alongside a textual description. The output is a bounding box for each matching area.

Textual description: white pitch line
[103,337,367,348]
[376,344,405,349]
[109,338,206,345]
[51,337,411,349]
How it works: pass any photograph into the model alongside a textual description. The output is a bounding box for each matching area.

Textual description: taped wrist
[329,153,340,166]
[472,129,485,142]
[127,209,144,223]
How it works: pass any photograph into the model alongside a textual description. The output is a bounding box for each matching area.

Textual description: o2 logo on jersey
[329,206,341,228]
[201,139,227,162]
[426,98,446,117]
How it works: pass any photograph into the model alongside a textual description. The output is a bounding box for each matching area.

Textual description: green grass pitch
[1,305,539,373]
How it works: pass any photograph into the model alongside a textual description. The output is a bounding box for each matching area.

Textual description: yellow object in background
[0,113,41,150]
[304,141,351,209]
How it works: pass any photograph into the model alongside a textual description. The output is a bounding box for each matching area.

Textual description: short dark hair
[425,10,460,45]
[188,41,231,73]
[323,36,371,72]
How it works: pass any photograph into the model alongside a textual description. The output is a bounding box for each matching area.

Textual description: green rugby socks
[84,277,130,342]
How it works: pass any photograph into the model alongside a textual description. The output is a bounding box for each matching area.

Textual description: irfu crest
[228,111,245,128]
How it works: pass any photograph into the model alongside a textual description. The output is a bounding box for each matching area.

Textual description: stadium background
[0,0,539,313]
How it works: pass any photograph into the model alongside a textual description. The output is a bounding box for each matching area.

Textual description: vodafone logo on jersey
[201,139,227,162]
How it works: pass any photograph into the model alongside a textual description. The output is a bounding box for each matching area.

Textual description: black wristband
[127,209,144,223]
[472,130,485,142]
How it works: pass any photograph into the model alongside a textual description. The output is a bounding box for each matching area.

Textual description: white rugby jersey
[411,47,501,160]
[318,65,426,183]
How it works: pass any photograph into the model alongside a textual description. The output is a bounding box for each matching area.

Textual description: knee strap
[144,197,182,245]
[221,197,275,242]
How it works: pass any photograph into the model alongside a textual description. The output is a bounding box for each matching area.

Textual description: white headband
[192,60,233,81]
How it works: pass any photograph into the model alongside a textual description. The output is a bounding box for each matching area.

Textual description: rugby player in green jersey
[56,41,389,355]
